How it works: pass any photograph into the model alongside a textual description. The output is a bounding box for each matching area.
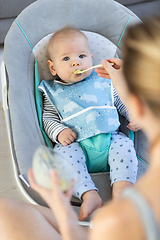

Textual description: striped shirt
[42,88,129,143]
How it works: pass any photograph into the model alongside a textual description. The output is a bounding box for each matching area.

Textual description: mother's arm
[28,169,88,240]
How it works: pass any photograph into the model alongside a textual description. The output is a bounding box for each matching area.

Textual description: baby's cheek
[85,69,92,78]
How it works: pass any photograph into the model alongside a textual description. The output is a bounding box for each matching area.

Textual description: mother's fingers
[95,58,123,80]
[50,170,61,190]
[101,59,122,74]
[29,168,60,194]
[65,179,74,199]
[95,67,110,79]
[101,60,119,72]
[28,168,48,194]
[102,58,122,68]
[29,168,74,202]
[95,67,108,74]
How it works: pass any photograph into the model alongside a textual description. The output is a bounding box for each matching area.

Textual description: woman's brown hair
[123,16,160,119]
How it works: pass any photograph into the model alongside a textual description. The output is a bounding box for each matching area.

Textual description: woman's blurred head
[123,16,160,121]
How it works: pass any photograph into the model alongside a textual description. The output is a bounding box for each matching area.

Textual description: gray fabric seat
[3,0,148,207]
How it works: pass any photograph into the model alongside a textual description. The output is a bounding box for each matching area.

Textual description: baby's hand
[57,128,77,146]
[127,119,141,132]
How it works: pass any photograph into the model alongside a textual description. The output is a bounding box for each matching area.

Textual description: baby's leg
[108,132,138,200]
[54,142,102,220]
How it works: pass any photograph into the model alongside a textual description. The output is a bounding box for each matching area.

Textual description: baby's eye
[63,56,70,61]
[79,54,85,59]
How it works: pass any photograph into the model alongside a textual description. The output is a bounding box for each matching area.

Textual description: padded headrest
[33,31,117,81]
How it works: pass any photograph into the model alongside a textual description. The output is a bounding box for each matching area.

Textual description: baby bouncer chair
[1,0,149,222]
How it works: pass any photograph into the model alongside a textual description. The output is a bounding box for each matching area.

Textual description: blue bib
[39,71,120,142]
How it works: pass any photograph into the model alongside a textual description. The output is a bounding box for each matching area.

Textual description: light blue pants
[53,131,138,199]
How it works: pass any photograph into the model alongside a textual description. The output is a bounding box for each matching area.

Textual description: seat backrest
[4,0,140,181]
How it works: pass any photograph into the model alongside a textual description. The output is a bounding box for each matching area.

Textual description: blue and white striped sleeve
[113,87,130,121]
[42,95,68,143]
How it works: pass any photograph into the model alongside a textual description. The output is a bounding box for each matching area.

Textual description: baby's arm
[114,89,141,131]
[113,89,141,131]
[43,95,76,144]
[113,87,129,120]
[127,115,141,132]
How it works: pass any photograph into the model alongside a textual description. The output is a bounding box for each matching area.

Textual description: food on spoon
[74,69,82,74]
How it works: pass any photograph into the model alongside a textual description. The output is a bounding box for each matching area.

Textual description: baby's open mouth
[73,69,83,74]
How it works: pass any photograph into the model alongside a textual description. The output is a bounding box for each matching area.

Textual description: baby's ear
[91,53,93,58]
[48,60,57,76]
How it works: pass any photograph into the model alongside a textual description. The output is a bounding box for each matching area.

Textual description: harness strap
[123,188,160,240]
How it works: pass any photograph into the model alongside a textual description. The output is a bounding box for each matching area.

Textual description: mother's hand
[95,58,122,80]
[28,169,78,224]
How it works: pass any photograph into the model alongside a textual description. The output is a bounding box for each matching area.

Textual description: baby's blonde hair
[48,26,90,60]
[123,16,160,119]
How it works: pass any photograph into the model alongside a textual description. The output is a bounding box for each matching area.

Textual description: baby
[38,27,138,221]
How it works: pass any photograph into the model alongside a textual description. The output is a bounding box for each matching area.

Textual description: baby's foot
[79,190,102,221]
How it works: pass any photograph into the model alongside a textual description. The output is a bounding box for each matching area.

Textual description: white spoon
[74,63,114,74]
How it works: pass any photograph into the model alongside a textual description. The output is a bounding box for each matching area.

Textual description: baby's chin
[66,74,85,83]
[74,69,92,81]
[60,77,83,84]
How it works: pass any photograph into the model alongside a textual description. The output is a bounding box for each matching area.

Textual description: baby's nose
[71,62,80,67]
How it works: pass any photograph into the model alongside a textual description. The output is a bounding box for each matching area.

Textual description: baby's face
[48,33,93,83]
